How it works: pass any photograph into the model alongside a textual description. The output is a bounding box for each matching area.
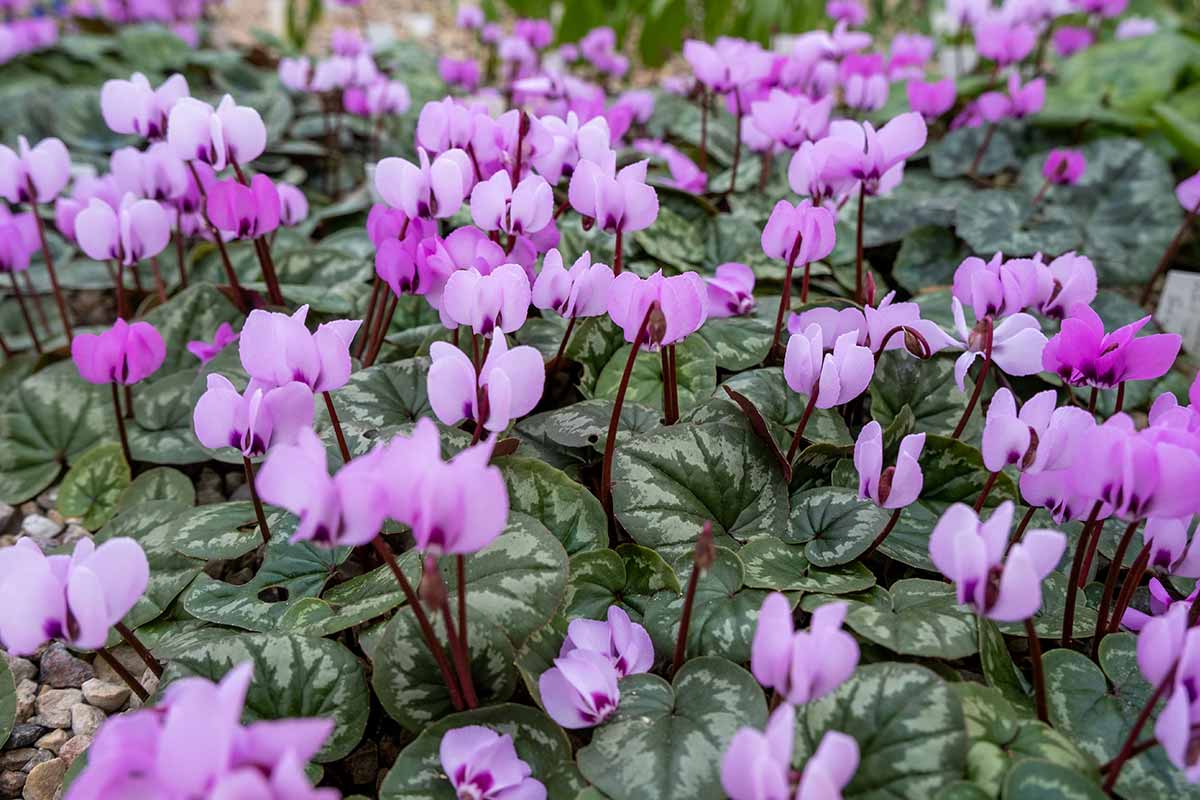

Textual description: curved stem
[860,507,903,559]
[242,456,271,546]
[672,521,713,675]
[1108,542,1151,637]
[1029,179,1051,209]
[323,392,352,463]
[1006,505,1038,553]
[547,314,577,376]
[111,383,133,468]
[8,271,41,354]
[186,163,249,313]
[951,318,994,440]
[1103,671,1173,792]
[355,277,383,359]
[28,193,73,342]
[967,123,996,177]
[600,306,656,516]
[974,471,1000,512]
[174,210,188,290]
[1140,204,1196,307]
[1025,617,1048,723]
[770,232,806,358]
[1062,501,1104,648]
[785,387,821,463]
[1092,519,1143,657]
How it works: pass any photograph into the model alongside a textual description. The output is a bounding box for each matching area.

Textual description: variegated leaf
[738,535,875,594]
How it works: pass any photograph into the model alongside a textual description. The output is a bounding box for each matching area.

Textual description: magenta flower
[840,53,889,111]
[761,199,836,263]
[531,248,614,319]
[440,726,546,800]
[720,704,795,800]
[539,648,621,729]
[827,0,867,23]
[784,325,875,408]
[568,155,659,234]
[376,147,474,220]
[374,226,428,298]
[187,322,239,365]
[607,270,708,349]
[470,171,554,237]
[749,89,834,148]
[1142,517,1200,577]
[0,204,37,273]
[72,318,166,385]
[683,38,774,96]
[278,56,311,92]
[514,18,553,48]
[1123,577,1197,632]
[427,333,545,432]
[855,421,925,509]
[929,502,1066,621]
[75,194,171,267]
[820,112,928,196]
[973,17,1037,65]
[442,263,532,336]
[1071,0,1127,16]
[536,113,612,184]
[239,305,362,393]
[1042,149,1086,185]
[0,537,148,655]
[634,138,706,194]
[1042,303,1182,389]
[277,182,309,226]
[862,292,952,356]
[705,262,756,318]
[751,593,859,704]
[1136,605,1200,779]
[111,142,191,203]
[1052,26,1094,57]
[888,33,934,79]
[787,139,859,203]
[438,57,482,92]
[948,298,1047,391]
[1116,16,1157,38]
[193,374,314,457]
[0,135,70,204]
[560,605,654,678]
[207,174,281,238]
[1006,73,1046,118]
[167,95,267,171]
[906,78,956,120]
[100,72,189,140]
[457,4,485,28]
[1177,171,1200,212]
[982,388,1092,474]
[1032,252,1097,319]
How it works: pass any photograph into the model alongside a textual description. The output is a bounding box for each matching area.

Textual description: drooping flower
[560,605,655,678]
[973,17,1037,65]
[784,325,875,408]
[193,374,314,458]
[0,135,71,204]
[906,78,956,120]
[0,537,148,655]
[1042,303,1182,389]
[1042,149,1086,185]
[947,298,1047,391]
[100,72,189,140]
[239,305,362,393]
[1123,577,1197,632]
[187,322,240,365]
[206,175,281,238]
[819,112,928,196]
[1033,252,1097,319]
[751,593,859,703]
[1116,16,1158,38]
[720,704,796,800]
[375,147,474,220]
[705,262,756,318]
[427,332,545,432]
[748,89,835,149]
[470,170,554,237]
[278,182,309,226]
[982,388,1092,474]
[1135,604,1200,780]
[72,318,166,385]
[531,249,614,319]
[1177,171,1200,212]
[568,154,659,234]
[929,502,1066,621]
[167,94,267,171]
[75,194,171,267]
[441,263,532,336]
[761,199,837,264]
[854,421,925,509]
[1052,26,1094,57]
[607,269,708,349]
[439,726,547,800]
[539,648,621,729]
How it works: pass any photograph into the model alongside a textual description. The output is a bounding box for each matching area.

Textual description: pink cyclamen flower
[751,593,859,704]
[1007,73,1046,119]
[889,33,934,78]
[722,705,860,800]
[683,37,774,96]
[532,248,614,319]
[193,374,315,457]
[514,18,553,49]
[438,57,481,92]
[821,112,928,196]
[0,204,37,273]
[784,325,875,408]
[1142,516,1200,577]
[705,262,756,318]
[427,333,545,432]
[1136,604,1200,780]
[100,72,189,139]
[539,648,621,729]
[457,4,484,28]
[187,322,239,364]
[0,136,71,204]
[839,54,889,111]
[1123,577,1197,632]
[278,56,310,92]
[66,662,336,800]
[1070,0,1127,16]
[72,318,166,384]
[949,298,1048,391]
[633,138,706,194]
[440,726,546,800]
[907,78,956,120]
[1043,149,1086,185]
[167,95,267,171]
[854,421,925,509]
[207,175,281,239]
[929,501,1066,621]
[1175,170,1200,212]
[1033,252,1097,319]
[375,147,474,220]
[1052,26,1094,57]
[75,194,171,266]
[568,155,659,234]
[827,0,866,23]
[982,388,1092,474]
[749,89,834,149]
[862,291,951,357]
[239,305,362,393]
[441,263,532,336]
[607,270,708,349]
[762,199,837,264]
[1042,302,1182,389]
[973,18,1037,65]
[111,142,190,203]
[1116,17,1158,38]
[0,537,148,655]
[560,604,654,677]
[278,182,309,226]
[470,171,554,237]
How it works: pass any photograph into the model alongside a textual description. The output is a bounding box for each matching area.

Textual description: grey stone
[0,770,25,796]
[32,690,81,730]
[5,656,35,685]
[34,488,56,512]
[223,472,245,493]
[80,679,129,713]
[69,705,104,739]
[38,645,94,689]
[14,681,37,724]
[57,736,89,768]
[21,757,64,800]
[196,468,224,504]
[31,731,65,756]
[0,501,15,531]
[230,483,252,501]
[0,750,36,772]
[59,525,90,548]
[18,515,61,546]
[127,669,159,711]
[20,751,50,773]
[5,724,48,750]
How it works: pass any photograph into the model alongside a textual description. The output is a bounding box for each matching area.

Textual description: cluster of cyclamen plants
[0,0,1199,796]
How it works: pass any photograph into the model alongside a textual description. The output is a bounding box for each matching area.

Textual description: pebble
[5,724,48,750]
[128,669,160,711]
[38,645,94,689]
[196,468,225,504]
[59,524,90,548]
[33,690,82,730]
[6,656,36,685]
[69,705,105,739]
[57,736,90,768]
[0,770,24,796]
[22,757,64,800]
[0,751,35,772]
[34,488,56,512]
[18,516,61,546]
[0,501,14,531]
[223,472,245,494]
[92,649,142,686]
[17,503,37,517]
[80,679,129,713]
[14,681,37,724]
[230,483,252,501]
[31,731,65,756]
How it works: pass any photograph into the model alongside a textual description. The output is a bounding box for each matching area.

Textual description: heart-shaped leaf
[172,501,265,560]
[56,441,130,530]
[498,456,607,555]
[738,536,876,594]
[870,352,977,438]
[128,369,210,465]
[787,486,892,566]
[323,357,433,430]
[116,467,195,511]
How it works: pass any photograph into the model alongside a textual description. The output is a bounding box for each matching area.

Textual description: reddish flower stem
[600,305,656,515]
[355,277,383,359]
[1107,542,1151,637]
[110,383,133,467]
[186,162,248,313]
[1029,179,1051,209]
[8,271,41,354]
[364,293,398,367]
[660,345,679,424]
[672,521,713,674]
[114,621,162,677]
[974,471,1000,512]
[1113,382,1126,414]
[967,123,996,177]
[1103,669,1174,792]
[323,392,352,463]
[242,456,271,546]
[854,183,866,304]
[1062,500,1104,648]
[1006,505,1038,553]
[547,315,577,376]
[433,559,478,709]
[1025,617,1048,723]
[785,387,821,463]
[28,191,73,342]
[770,232,806,358]
[96,646,149,702]
[613,227,624,276]
[457,555,469,699]
[951,317,994,440]
[1092,518,1143,658]
[860,506,903,559]
[174,210,188,289]
[1141,202,1197,307]
[21,271,48,331]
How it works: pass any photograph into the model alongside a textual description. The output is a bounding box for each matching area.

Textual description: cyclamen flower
[568,155,659,235]
[705,262,756,318]
[751,593,859,704]
[1136,604,1200,779]
[607,270,708,349]
[820,112,928,196]
[439,726,546,800]
[634,138,706,194]
[427,333,545,433]
[278,56,310,91]
[827,0,867,23]
[532,249,614,319]
[470,171,554,237]
[854,421,925,509]
[67,662,337,800]
[907,78,956,120]
[840,54,889,111]
[784,325,875,408]
[239,305,362,393]
[75,194,171,267]
[973,18,1037,65]
[0,204,37,273]
[375,147,474,220]
[1116,17,1158,38]
[1178,171,1200,212]
[100,72,189,139]
[683,37,775,95]
[560,605,654,678]
[1042,303,1182,389]
[1052,26,1094,57]
[749,89,835,148]
[929,502,1066,621]
[438,57,481,92]
[1141,516,1200,577]
[948,298,1048,391]
[442,263,532,336]
[187,322,239,364]
[1034,252,1097,319]
[722,704,860,800]
[539,649,621,729]
[207,175,281,239]
[193,374,314,458]
[457,4,485,28]
[1071,0,1127,16]
[0,538,148,655]
[111,142,190,203]
[72,319,166,385]
[762,199,837,264]
[1123,577,1197,632]
[278,182,309,226]
[168,95,267,171]
[1043,149,1086,185]
[0,136,71,204]
[977,73,1045,120]
[982,388,1092,474]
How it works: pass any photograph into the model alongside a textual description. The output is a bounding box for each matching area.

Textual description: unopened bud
[646,304,667,347]
[1020,427,1040,471]
[419,556,447,610]
[903,329,926,359]
[581,216,595,231]
[694,521,716,571]
[518,109,531,138]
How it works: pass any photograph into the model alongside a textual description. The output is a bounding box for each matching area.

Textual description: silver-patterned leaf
[739,536,876,594]
[142,284,242,376]
[116,467,195,511]
[692,367,852,449]
[498,456,607,555]
[56,441,130,530]
[788,486,892,566]
[172,501,263,560]
[594,335,717,414]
